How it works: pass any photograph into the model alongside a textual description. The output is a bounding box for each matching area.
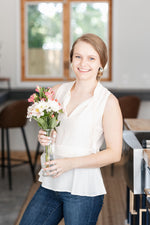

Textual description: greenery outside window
[21,0,112,81]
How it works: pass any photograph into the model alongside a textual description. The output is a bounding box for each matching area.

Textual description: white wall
[138,101,150,119]
[105,0,150,90]
[0,0,150,151]
[0,0,17,86]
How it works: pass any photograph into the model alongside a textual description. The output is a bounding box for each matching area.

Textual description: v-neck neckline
[64,81,99,118]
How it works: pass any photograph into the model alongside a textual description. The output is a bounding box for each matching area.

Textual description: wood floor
[13,151,127,225]
[98,164,126,224]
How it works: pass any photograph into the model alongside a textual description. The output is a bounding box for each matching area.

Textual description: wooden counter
[144,149,150,168]
[124,118,150,169]
[124,118,150,132]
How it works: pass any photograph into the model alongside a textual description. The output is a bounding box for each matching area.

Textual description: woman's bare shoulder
[104,93,121,115]
[107,94,119,106]
[103,93,123,133]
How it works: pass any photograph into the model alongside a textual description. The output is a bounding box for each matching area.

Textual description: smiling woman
[21,0,112,82]
[19,33,122,225]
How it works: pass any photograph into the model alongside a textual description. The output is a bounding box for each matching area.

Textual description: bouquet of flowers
[27,85,63,130]
[27,86,63,175]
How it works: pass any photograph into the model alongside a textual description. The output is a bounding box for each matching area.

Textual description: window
[21,0,112,81]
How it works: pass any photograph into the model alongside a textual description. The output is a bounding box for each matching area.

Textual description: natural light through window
[21,0,112,81]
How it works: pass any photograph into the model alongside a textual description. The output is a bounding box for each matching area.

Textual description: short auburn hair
[70,33,108,68]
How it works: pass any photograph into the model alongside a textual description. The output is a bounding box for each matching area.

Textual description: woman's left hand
[44,158,73,178]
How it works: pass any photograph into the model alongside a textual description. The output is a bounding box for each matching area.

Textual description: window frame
[21,0,112,82]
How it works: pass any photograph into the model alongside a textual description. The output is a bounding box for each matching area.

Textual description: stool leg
[6,128,12,190]
[34,141,40,170]
[21,127,36,182]
[126,186,130,224]
[135,194,140,225]
[1,128,5,178]
[142,194,146,225]
[146,208,149,225]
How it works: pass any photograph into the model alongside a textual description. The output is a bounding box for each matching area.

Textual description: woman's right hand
[38,129,56,146]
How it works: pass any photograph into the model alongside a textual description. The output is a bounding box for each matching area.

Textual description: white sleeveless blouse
[39,81,111,196]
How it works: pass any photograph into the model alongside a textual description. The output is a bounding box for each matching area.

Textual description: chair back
[0,100,30,128]
[118,96,140,118]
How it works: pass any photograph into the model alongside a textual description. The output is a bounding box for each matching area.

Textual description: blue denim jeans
[19,186,104,225]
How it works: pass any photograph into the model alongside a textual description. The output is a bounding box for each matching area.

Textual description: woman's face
[72,41,101,81]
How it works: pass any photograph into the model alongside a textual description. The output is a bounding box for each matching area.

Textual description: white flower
[27,102,44,119]
[27,99,62,127]
[47,99,62,112]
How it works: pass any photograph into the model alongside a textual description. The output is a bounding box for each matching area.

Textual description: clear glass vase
[41,129,55,176]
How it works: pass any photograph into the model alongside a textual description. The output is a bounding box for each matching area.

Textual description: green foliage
[28,5,45,48]
[28,4,62,48]
[27,3,107,48]
[33,112,60,130]
[72,4,107,43]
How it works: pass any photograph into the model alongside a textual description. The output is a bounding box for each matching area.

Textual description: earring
[99,67,103,74]
[97,67,103,79]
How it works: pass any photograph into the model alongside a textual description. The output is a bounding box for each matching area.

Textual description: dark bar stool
[0,99,36,190]
[118,95,141,119]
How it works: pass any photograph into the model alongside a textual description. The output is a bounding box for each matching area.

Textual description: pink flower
[51,114,54,118]
[35,85,40,93]
[28,99,32,102]
[28,93,36,103]
[51,90,55,96]
[47,88,55,97]
[40,98,46,101]
[45,92,53,100]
